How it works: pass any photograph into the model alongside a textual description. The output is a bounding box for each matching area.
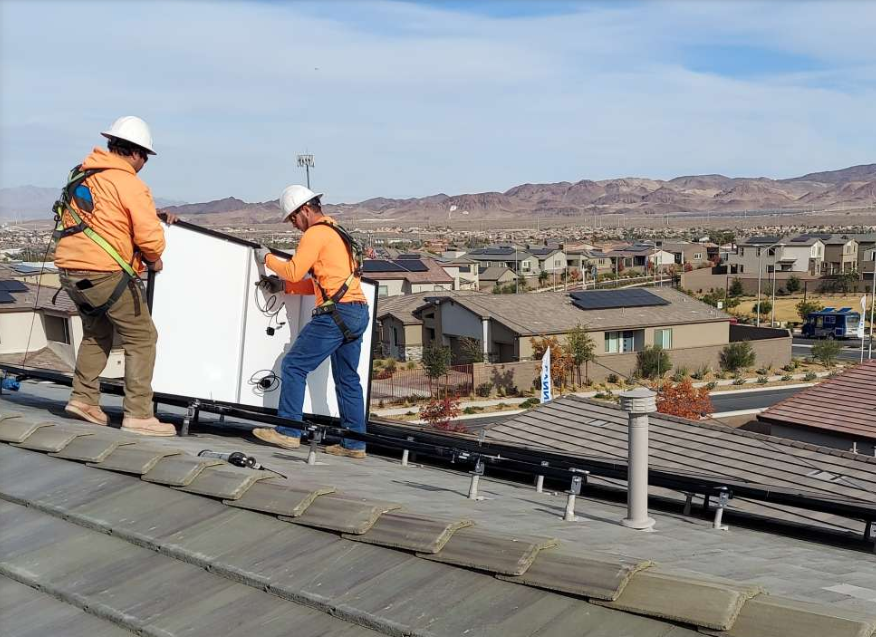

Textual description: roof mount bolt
[563,473,586,522]
[535,474,545,493]
[307,428,322,466]
[401,449,410,467]
[713,487,731,531]
[468,457,485,501]
[683,492,694,516]
[619,387,657,531]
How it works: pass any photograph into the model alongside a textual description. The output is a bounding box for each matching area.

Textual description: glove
[258,275,285,295]
[254,245,271,264]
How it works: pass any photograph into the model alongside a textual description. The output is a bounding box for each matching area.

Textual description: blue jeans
[276,302,370,450]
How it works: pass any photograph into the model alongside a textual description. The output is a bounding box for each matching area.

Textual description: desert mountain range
[3,164,875,224]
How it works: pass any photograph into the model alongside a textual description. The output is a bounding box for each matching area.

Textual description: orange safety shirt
[265,215,366,305]
[54,148,165,272]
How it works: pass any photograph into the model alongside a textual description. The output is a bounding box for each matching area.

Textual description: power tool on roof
[198,449,288,479]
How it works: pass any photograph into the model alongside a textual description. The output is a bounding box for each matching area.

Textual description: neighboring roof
[484,395,876,536]
[739,236,782,246]
[468,246,535,261]
[377,290,483,325]
[364,258,454,284]
[527,247,562,258]
[432,287,728,336]
[0,278,77,315]
[759,361,876,441]
[3,387,876,633]
[824,235,858,246]
[0,347,73,373]
[477,265,515,282]
[787,235,826,246]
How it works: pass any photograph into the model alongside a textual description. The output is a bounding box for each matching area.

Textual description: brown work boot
[65,400,109,426]
[252,427,300,450]
[121,416,177,437]
[325,444,366,460]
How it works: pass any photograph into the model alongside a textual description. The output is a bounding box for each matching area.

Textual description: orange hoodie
[265,215,366,304]
[54,147,165,272]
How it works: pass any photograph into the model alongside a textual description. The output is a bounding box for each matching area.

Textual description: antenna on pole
[297,154,315,189]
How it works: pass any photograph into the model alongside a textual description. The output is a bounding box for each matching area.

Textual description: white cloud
[1,0,874,203]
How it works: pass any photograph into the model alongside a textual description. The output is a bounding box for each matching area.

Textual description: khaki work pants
[60,270,157,419]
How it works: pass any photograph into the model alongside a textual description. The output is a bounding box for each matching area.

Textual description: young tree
[752,300,772,316]
[811,340,842,368]
[538,269,549,288]
[530,335,570,389]
[719,341,756,372]
[419,395,466,432]
[458,337,484,364]
[564,325,596,385]
[636,345,672,379]
[785,275,801,294]
[655,378,714,419]
[729,278,744,297]
[796,299,823,321]
[421,344,451,397]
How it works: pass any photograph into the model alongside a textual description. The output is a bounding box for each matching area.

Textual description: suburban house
[757,360,876,455]
[466,246,539,275]
[362,258,455,298]
[605,244,675,272]
[0,272,123,377]
[375,288,791,381]
[728,236,824,275]
[476,265,516,289]
[656,241,716,268]
[526,246,567,273]
[436,256,480,290]
[564,246,613,275]
[855,234,876,280]
[822,235,859,274]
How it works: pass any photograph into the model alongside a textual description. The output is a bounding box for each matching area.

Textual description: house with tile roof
[363,257,455,298]
[757,360,876,454]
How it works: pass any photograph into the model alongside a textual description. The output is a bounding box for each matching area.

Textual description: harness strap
[74,275,143,318]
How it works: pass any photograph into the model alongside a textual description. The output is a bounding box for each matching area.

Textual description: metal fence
[371,364,473,403]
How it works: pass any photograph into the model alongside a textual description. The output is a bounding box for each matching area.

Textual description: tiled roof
[476,265,515,282]
[484,395,876,535]
[0,347,73,373]
[739,236,782,246]
[4,412,876,636]
[434,287,728,336]
[365,258,454,284]
[759,361,876,441]
[0,276,78,315]
[376,290,483,325]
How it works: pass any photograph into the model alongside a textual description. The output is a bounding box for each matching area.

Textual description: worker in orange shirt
[251,185,370,458]
[53,116,178,436]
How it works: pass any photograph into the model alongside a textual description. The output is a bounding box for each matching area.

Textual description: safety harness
[309,220,365,343]
[53,165,142,317]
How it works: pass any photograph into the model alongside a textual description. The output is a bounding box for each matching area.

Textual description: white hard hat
[280,185,323,220]
[101,116,156,155]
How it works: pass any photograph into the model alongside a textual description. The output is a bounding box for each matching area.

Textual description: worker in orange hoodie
[54,116,178,437]
[251,185,370,459]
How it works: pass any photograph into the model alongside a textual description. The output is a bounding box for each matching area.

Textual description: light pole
[297,154,315,189]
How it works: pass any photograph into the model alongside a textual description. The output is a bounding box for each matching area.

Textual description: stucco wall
[0,312,46,353]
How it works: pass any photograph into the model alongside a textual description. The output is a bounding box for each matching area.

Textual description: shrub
[654,378,714,418]
[520,397,540,409]
[812,340,842,367]
[458,337,485,364]
[706,381,718,390]
[720,341,756,372]
[752,300,772,316]
[782,363,794,372]
[475,382,493,398]
[729,278,744,297]
[757,375,768,385]
[796,299,823,321]
[607,373,620,385]
[462,406,484,415]
[672,366,689,382]
[785,276,801,294]
[419,395,464,431]
[733,376,746,385]
[781,374,793,381]
[636,345,673,379]
[756,367,770,376]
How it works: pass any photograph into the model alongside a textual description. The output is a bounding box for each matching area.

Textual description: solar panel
[0,291,16,303]
[362,260,407,273]
[822,307,836,313]
[0,280,28,292]
[396,253,422,260]
[396,260,428,272]
[569,289,670,311]
[838,307,852,313]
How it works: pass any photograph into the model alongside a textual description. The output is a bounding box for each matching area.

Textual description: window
[739,248,745,256]
[378,285,389,298]
[693,253,702,260]
[654,328,672,349]
[459,265,471,273]
[605,330,637,354]
[44,316,70,344]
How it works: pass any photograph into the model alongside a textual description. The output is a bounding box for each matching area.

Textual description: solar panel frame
[362,260,407,273]
[395,260,428,272]
[0,280,28,292]
[569,288,670,310]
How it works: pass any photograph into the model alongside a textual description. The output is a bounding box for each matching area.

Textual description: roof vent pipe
[619,387,657,531]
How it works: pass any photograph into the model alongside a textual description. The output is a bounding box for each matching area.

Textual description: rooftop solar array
[0,290,16,303]
[569,288,670,311]
[362,259,429,273]
[0,280,28,292]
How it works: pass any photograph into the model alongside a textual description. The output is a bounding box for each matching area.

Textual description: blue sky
[1,0,874,204]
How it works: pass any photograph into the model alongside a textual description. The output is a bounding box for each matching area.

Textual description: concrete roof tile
[498,548,653,600]
[0,418,51,443]
[285,494,401,534]
[419,527,557,576]
[89,444,183,475]
[345,510,473,554]
[225,480,336,517]
[11,424,93,453]
[595,569,763,631]
[50,435,136,463]
[141,455,224,487]
[178,465,276,500]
